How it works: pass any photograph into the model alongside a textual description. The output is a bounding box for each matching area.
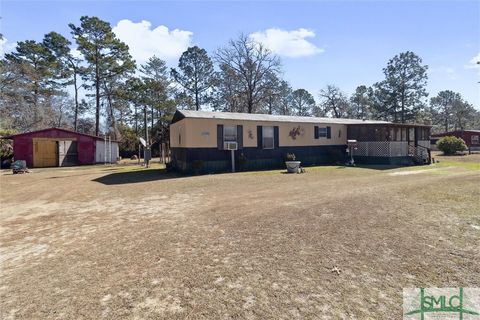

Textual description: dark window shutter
[237,125,243,149]
[326,126,331,139]
[257,126,263,149]
[217,124,224,150]
[314,126,319,139]
[274,126,279,148]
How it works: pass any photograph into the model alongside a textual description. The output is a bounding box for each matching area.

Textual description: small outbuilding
[169,110,431,174]
[4,128,119,168]
[431,130,480,151]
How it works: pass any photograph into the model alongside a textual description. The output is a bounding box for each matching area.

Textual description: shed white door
[95,141,119,163]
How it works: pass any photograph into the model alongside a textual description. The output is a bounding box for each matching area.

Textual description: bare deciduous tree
[215,34,281,113]
[318,85,352,118]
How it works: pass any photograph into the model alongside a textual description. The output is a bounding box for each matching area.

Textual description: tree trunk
[105,90,117,141]
[400,91,405,123]
[73,72,79,131]
[95,60,100,136]
[144,106,148,143]
[247,99,253,114]
[332,105,339,118]
[33,84,39,129]
[444,108,448,132]
[134,105,138,136]
[151,107,154,132]
[195,91,199,111]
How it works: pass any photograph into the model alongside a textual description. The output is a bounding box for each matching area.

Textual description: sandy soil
[0,157,479,319]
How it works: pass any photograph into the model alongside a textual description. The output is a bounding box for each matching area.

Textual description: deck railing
[354,141,408,157]
[408,143,431,164]
[353,140,431,159]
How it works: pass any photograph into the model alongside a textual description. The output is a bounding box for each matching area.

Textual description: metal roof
[1,127,119,141]
[431,129,480,136]
[173,110,429,126]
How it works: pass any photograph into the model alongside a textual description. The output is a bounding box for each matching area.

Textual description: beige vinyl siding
[170,121,186,148]
[279,123,346,147]
[172,118,348,148]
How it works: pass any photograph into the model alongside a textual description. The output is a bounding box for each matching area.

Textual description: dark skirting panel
[171,145,348,174]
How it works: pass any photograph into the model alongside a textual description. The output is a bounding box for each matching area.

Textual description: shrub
[436,136,467,155]
[285,153,296,161]
[237,153,248,171]
[0,129,16,160]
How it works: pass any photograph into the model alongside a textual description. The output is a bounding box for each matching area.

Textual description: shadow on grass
[351,164,408,171]
[92,168,185,185]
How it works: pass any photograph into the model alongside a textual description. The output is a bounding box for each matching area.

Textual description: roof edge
[2,127,119,140]
[171,109,432,127]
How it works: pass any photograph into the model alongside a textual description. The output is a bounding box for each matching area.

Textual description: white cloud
[112,19,193,64]
[466,52,480,69]
[249,28,323,58]
[0,37,17,57]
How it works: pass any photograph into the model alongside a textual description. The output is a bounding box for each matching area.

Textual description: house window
[262,126,274,149]
[317,127,327,138]
[472,135,479,145]
[223,125,237,142]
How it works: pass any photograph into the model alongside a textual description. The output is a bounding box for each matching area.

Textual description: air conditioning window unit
[224,141,238,150]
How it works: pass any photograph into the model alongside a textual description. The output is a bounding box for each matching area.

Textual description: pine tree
[69,16,135,136]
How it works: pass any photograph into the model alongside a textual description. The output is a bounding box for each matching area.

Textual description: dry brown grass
[1,157,479,319]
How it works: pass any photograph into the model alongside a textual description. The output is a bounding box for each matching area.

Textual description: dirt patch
[1,162,479,319]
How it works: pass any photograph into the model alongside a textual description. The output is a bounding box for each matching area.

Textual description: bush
[436,136,467,155]
[237,153,248,171]
[285,153,296,161]
[0,128,16,160]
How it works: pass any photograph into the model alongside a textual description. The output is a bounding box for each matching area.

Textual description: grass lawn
[0,153,479,319]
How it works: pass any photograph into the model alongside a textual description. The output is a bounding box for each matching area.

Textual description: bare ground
[0,155,479,319]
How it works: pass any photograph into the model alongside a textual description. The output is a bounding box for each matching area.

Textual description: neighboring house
[3,128,119,168]
[170,110,431,173]
[431,130,480,151]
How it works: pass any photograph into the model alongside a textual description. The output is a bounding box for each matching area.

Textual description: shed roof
[172,110,430,127]
[431,130,480,137]
[1,127,118,141]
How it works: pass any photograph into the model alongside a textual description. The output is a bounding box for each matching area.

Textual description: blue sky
[1,0,479,107]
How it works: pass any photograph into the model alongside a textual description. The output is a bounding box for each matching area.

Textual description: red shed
[431,130,480,150]
[4,128,118,168]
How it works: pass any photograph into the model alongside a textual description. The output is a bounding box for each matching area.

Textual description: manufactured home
[4,128,119,168]
[170,110,431,173]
